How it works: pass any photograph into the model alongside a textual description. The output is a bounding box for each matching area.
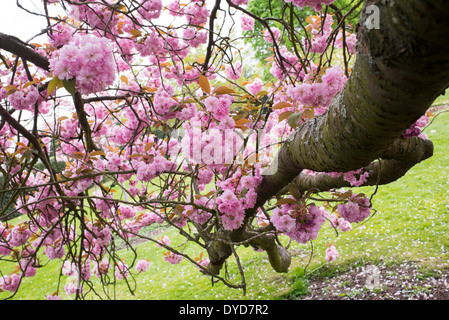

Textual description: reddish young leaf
[278,111,294,122]
[198,74,211,94]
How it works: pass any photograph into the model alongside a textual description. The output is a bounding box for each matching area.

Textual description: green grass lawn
[1,102,449,300]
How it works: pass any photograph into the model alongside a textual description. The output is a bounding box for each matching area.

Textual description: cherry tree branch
[285,137,434,194]
[202,0,222,73]
[0,32,50,71]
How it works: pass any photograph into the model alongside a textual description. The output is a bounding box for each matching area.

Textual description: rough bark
[287,137,434,194]
[0,33,50,71]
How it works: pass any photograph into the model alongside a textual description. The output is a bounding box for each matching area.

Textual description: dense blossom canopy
[0,0,432,299]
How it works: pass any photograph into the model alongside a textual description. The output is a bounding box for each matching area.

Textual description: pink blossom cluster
[44,244,66,260]
[69,2,120,32]
[256,209,270,227]
[62,262,91,296]
[246,78,263,95]
[197,257,210,269]
[183,27,208,48]
[162,30,190,61]
[307,15,334,54]
[64,281,82,296]
[0,273,21,292]
[15,184,62,226]
[402,115,429,139]
[263,27,281,43]
[134,29,166,58]
[137,0,163,20]
[133,153,175,182]
[271,202,327,244]
[157,235,171,248]
[324,168,369,187]
[82,222,112,257]
[9,85,41,112]
[115,261,130,280]
[62,260,92,285]
[214,167,262,231]
[284,0,336,11]
[153,85,197,121]
[231,0,250,5]
[267,15,340,82]
[343,169,369,187]
[0,87,7,101]
[135,259,151,273]
[163,251,183,264]
[217,190,246,230]
[19,251,38,278]
[337,195,372,223]
[184,1,210,26]
[49,34,116,94]
[167,0,183,16]
[203,95,233,121]
[335,31,358,55]
[0,223,32,252]
[329,213,352,232]
[286,65,347,109]
[62,260,78,277]
[268,45,306,81]
[0,217,76,291]
[60,117,79,140]
[48,22,74,47]
[325,245,339,262]
[92,257,110,278]
[225,61,242,80]
[184,194,214,225]
[0,224,11,256]
[241,15,255,31]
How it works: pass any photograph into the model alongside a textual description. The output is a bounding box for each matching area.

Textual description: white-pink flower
[135,259,150,273]
[225,62,242,80]
[163,251,183,264]
[246,78,263,95]
[49,34,116,94]
[325,245,339,262]
[241,15,255,31]
[0,273,21,292]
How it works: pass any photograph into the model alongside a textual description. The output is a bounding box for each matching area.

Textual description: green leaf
[46,76,63,97]
[169,104,180,113]
[287,112,303,129]
[278,110,294,122]
[63,79,76,96]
